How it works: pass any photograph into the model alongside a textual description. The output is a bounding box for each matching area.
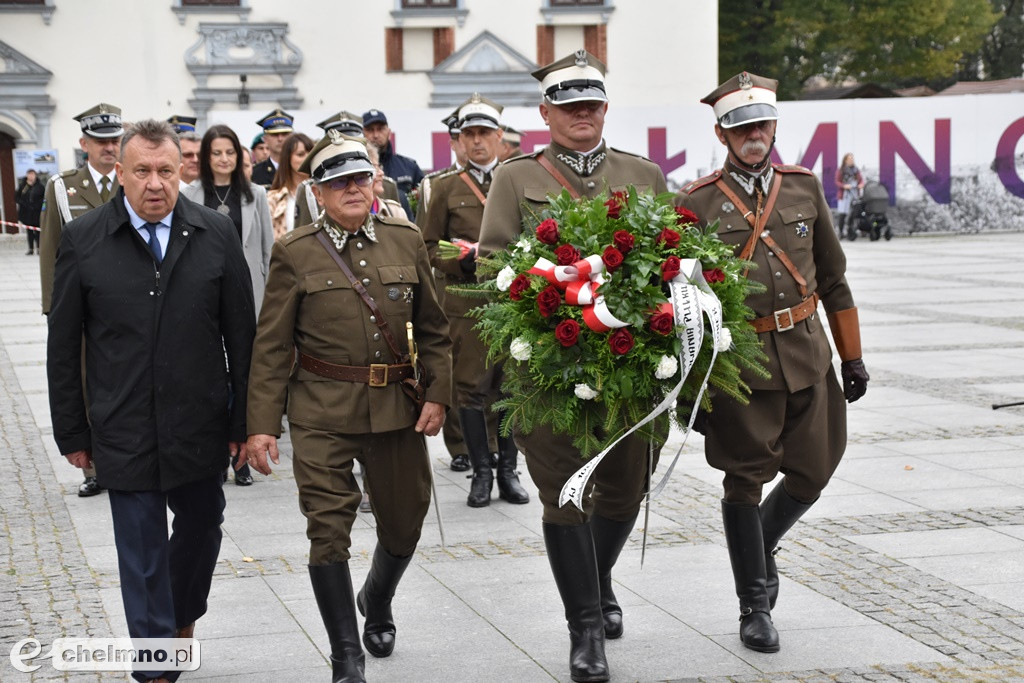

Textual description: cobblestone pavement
[2,232,1024,682]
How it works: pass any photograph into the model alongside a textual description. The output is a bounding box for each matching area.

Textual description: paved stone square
[1,231,1023,682]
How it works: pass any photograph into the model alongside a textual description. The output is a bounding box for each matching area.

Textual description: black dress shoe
[78,476,103,497]
[234,472,254,486]
[359,493,372,513]
[449,454,470,472]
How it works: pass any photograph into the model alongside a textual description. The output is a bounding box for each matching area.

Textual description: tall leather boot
[495,429,529,504]
[722,500,780,653]
[591,514,636,639]
[543,522,610,683]
[356,545,412,658]
[309,563,366,682]
[460,407,493,507]
[760,482,815,609]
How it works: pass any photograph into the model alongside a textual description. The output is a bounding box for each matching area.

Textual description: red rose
[661,256,681,281]
[613,230,635,254]
[536,218,560,245]
[657,228,681,249]
[602,246,624,272]
[675,206,700,225]
[605,191,628,219]
[702,268,725,284]
[608,328,635,355]
[536,285,561,317]
[555,243,581,266]
[509,274,531,301]
[649,311,674,335]
[554,319,581,347]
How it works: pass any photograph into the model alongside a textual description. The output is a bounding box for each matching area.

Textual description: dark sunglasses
[324,173,373,191]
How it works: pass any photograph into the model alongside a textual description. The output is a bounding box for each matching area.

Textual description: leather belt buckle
[774,307,795,332]
[368,364,389,387]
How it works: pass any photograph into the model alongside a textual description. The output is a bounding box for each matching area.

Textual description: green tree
[720,0,999,98]
[959,0,1024,79]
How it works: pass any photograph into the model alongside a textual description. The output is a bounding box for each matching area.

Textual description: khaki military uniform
[40,166,118,314]
[246,213,452,563]
[478,141,668,525]
[294,179,404,231]
[676,161,854,504]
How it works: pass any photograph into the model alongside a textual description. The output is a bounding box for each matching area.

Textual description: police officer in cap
[479,49,666,683]
[168,115,201,187]
[362,109,424,217]
[243,132,451,681]
[676,72,870,654]
[39,103,125,498]
[251,108,295,186]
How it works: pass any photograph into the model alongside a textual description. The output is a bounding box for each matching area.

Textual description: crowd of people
[40,50,868,683]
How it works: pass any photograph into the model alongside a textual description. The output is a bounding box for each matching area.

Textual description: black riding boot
[543,522,610,683]
[460,407,494,507]
[495,429,529,504]
[309,564,366,682]
[356,545,412,658]
[760,481,815,609]
[591,514,636,639]
[722,500,780,653]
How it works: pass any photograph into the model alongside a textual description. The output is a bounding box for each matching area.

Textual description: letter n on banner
[880,119,951,205]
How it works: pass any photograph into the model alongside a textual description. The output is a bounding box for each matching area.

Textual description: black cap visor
[313,151,375,183]
[544,79,608,104]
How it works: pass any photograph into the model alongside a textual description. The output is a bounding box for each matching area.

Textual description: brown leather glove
[840,359,869,403]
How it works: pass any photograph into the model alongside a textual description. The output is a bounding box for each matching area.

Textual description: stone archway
[0,132,16,231]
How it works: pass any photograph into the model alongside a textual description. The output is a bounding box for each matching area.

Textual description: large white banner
[215,92,1024,233]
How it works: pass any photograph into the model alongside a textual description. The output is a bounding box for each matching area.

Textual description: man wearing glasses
[243,133,451,681]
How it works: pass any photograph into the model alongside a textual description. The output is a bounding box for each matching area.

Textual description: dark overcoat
[47,190,255,491]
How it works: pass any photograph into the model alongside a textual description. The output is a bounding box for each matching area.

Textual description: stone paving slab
[4,232,1024,682]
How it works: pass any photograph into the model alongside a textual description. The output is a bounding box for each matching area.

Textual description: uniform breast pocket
[524,187,554,211]
[377,264,419,317]
[304,272,360,321]
[715,219,752,251]
[776,201,817,251]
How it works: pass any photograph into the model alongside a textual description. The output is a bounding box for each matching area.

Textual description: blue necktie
[143,222,163,264]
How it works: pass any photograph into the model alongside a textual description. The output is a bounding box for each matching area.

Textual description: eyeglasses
[324,173,373,191]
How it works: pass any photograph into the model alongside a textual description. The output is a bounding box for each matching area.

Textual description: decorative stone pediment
[430,31,538,108]
[0,40,51,80]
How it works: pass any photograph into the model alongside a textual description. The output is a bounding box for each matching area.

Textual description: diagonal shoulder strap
[715,173,782,264]
[313,230,407,363]
[457,171,487,205]
[537,154,581,199]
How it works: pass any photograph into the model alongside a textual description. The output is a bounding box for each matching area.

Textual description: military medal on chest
[795,221,809,238]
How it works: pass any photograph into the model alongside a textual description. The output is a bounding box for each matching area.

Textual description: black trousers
[108,474,225,683]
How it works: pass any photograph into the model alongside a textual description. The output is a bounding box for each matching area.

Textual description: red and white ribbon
[559,258,724,510]
[0,219,39,232]
[528,255,629,332]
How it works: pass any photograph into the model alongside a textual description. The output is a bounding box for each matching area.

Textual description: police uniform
[245,134,451,678]
[478,50,667,683]
[251,108,294,187]
[420,94,529,507]
[39,103,124,498]
[167,114,197,135]
[675,71,869,655]
[362,109,424,217]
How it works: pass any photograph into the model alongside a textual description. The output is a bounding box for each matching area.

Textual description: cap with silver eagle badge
[75,103,124,139]
[701,71,779,129]
[299,131,375,184]
[317,111,364,136]
[456,93,503,131]
[532,49,608,104]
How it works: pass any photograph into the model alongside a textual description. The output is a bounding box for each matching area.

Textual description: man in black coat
[47,119,255,683]
[363,109,424,217]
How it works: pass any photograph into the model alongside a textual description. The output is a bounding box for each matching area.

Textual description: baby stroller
[846,180,891,241]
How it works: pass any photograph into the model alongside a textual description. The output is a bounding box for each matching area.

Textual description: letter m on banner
[879,119,951,205]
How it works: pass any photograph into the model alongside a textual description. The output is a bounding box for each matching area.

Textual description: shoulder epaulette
[773,163,813,175]
[59,168,79,178]
[681,169,722,194]
[424,165,457,180]
[509,150,543,164]
[376,214,419,230]
[281,222,320,243]
[608,146,654,162]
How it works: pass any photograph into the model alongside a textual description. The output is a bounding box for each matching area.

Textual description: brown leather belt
[299,352,414,387]
[750,293,819,333]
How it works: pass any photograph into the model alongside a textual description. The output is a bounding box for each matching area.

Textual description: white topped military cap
[317,111,364,136]
[456,93,503,130]
[701,71,779,129]
[502,124,523,145]
[75,103,124,139]
[299,131,375,184]
[532,49,607,104]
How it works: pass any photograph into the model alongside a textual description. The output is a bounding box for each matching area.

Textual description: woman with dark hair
[267,132,314,239]
[183,124,273,487]
[835,152,865,238]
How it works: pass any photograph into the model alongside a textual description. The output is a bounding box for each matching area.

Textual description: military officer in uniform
[39,102,125,498]
[251,108,295,187]
[168,115,201,188]
[499,124,524,161]
[421,94,529,508]
[676,72,870,654]
[478,50,667,683]
[243,133,451,682]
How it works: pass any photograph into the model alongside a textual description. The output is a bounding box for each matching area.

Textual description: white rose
[515,238,533,253]
[574,383,599,400]
[716,327,733,352]
[510,337,532,361]
[496,265,516,291]
[655,355,679,380]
